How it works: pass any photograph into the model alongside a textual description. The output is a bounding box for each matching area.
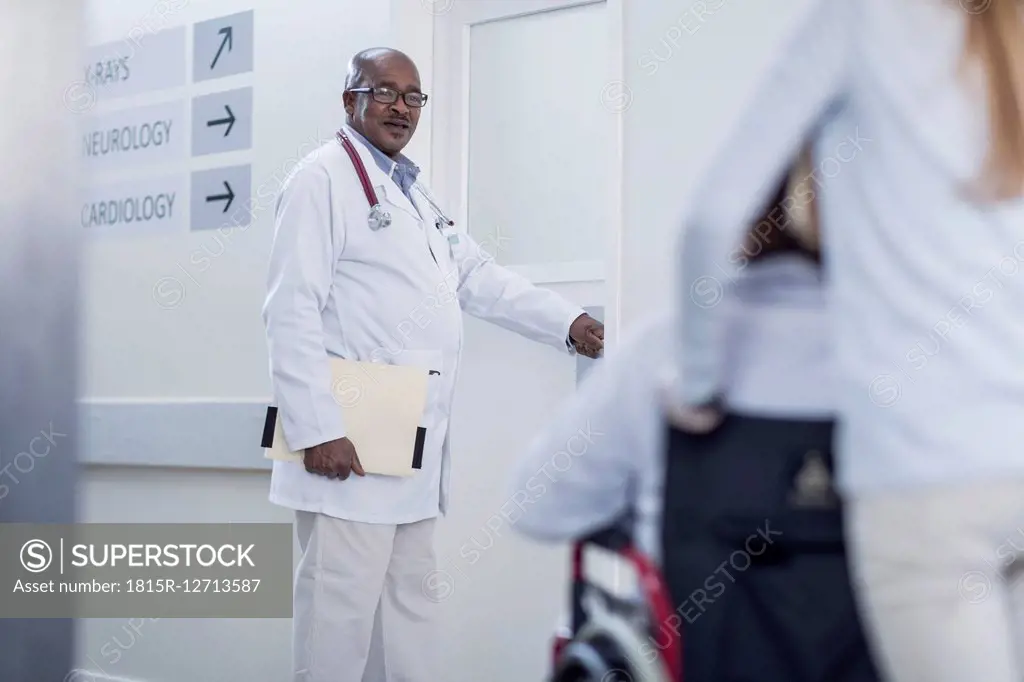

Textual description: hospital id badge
[445,232,459,259]
[437,221,459,255]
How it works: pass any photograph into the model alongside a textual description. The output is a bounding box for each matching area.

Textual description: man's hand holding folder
[304,437,365,480]
[263,357,433,477]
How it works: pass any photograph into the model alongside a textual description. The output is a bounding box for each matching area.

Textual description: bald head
[342,47,423,157]
[345,48,418,90]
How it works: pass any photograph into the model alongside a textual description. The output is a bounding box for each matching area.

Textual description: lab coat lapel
[374,179,422,224]
[408,186,436,229]
[340,125,421,223]
[409,186,450,267]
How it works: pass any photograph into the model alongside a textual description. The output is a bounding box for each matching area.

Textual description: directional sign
[83,26,186,102]
[81,100,186,172]
[193,11,254,83]
[82,174,187,233]
[191,87,253,156]
[190,165,252,231]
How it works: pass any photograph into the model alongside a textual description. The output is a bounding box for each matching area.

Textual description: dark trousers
[659,414,880,682]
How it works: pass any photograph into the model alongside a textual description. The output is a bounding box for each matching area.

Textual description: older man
[262,47,603,682]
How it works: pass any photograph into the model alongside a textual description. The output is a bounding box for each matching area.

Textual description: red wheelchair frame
[551,525,682,681]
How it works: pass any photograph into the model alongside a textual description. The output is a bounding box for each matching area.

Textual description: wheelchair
[549,522,681,682]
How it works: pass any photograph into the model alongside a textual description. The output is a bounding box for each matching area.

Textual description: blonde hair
[961,1,1024,200]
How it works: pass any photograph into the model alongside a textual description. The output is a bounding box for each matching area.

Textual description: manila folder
[263,358,430,477]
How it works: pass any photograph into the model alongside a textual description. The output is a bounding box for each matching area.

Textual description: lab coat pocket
[385,349,444,427]
[426,222,456,272]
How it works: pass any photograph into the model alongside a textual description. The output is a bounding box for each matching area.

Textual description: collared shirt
[674,0,1024,496]
[344,125,421,202]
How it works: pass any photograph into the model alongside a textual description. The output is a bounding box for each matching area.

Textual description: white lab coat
[263,125,584,525]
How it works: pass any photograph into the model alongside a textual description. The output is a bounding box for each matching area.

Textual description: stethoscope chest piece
[336,128,395,232]
[368,204,391,231]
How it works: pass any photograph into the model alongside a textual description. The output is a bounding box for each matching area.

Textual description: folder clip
[261,407,278,449]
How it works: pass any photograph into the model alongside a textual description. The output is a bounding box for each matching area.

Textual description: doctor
[262,47,603,682]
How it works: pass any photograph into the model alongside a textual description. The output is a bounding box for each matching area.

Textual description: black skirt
[659,413,880,682]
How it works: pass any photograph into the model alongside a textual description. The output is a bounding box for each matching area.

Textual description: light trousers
[847,480,1024,682]
[292,511,440,682]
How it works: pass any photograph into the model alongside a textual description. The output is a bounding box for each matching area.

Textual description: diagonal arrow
[211,26,233,70]
[205,181,235,213]
[206,105,235,137]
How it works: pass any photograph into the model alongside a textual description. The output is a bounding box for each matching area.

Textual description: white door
[428,2,619,681]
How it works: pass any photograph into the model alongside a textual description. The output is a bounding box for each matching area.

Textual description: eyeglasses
[348,86,428,108]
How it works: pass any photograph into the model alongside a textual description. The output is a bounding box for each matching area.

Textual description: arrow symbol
[211,26,233,69]
[206,105,236,137]
[206,181,235,213]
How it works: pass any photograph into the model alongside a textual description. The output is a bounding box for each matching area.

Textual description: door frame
[391,0,624,338]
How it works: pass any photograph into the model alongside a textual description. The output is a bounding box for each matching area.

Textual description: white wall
[77,0,394,680]
[74,470,294,682]
[81,0,391,399]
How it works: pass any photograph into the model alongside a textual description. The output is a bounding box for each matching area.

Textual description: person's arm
[451,233,587,353]
[673,0,853,410]
[508,313,670,543]
[262,164,346,451]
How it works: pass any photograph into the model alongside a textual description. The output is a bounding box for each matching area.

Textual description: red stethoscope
[337,129,391,231]
[336,128,455,232]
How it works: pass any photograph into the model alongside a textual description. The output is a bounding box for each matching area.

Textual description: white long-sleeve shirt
[510,255,830,558]
[675,0,1024,497]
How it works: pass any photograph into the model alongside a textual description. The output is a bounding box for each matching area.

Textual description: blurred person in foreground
[509,154,880,681]
[669,2,1024,681]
